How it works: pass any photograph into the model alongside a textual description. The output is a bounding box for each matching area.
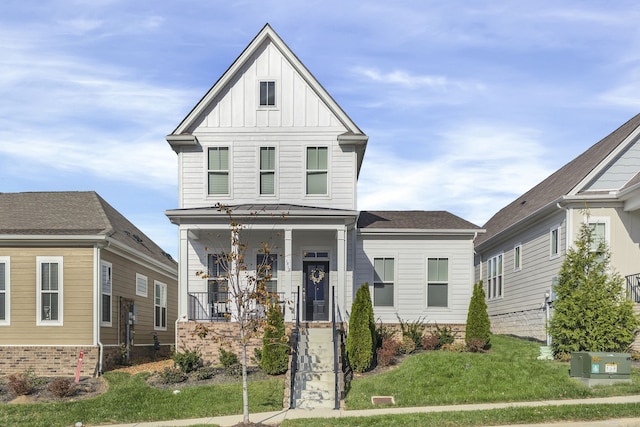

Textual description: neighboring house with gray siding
[475,114,640,347]
[0,191,178,376]
[165,24,482,360]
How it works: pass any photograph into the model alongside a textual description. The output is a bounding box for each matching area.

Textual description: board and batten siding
[480,211,566,317]
[0,247,94,345]
[354,235,475,325]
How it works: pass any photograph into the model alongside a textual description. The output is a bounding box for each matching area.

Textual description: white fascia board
[166,134,199,153]
[0,235,106,244]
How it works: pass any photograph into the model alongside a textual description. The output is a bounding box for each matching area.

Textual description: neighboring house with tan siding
[474,113,640,349]
[0,191,178,376]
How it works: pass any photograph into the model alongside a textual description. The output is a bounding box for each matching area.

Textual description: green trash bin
[570,352,631,386]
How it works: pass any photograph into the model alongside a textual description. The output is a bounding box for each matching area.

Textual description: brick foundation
[0,346,100,377]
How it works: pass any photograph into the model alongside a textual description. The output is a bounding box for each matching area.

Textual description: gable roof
[476,113,640,247]
[166,23,368,175]
[358,211,483,234]
[0,191,176,271]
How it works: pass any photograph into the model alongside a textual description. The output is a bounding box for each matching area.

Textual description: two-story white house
[165,24,482,365]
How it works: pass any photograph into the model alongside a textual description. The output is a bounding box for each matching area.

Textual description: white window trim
[255,251,279,294]
[487,253,504,300]
[585,216,611,249]
[257,79,279,109]
[101,261,113,327]
[136,273,148,297]
[550,224,561,259]
[513,244,522,271]
[371,256,396,309]
[258,145,278,197]
[205,145,232,198]
[154,280,167,331]
[36,256,63,326]
[0,256,10,326]
[426,257,450,309]
[305,145,330,198]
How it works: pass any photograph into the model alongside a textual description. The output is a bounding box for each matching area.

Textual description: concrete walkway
[96,394,640,427]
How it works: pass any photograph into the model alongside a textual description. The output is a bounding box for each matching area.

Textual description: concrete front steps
[293,326,337,409]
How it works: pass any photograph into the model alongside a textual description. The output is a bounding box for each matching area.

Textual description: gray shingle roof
[358,210,482,231]
[476,113,640,247]
[0,191,176,268]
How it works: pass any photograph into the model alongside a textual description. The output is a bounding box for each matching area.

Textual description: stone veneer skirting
[489,309,547,342]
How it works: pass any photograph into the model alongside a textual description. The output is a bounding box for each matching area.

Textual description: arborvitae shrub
[465,281,491,349]
[346,283,375,373]
[549,221,639,357]
[260,302,289,375]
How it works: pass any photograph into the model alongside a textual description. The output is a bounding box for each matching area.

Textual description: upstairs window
[306,147,328,195]
[373,257,394,307]
[259,81,276,107]
[589,221,607,253]
[514,244,522,271]
[136,273,148,297]
[154,281,167,330]
[208,147,229,195]
[260,147,276,195]
[101,261,112,326]
[0,257,9,325]
[550,225,560,258]
[427,258,449,307]
[37,256,63,325]
[487,254,503,299]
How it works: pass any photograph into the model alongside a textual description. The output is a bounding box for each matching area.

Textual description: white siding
[585,138,640,191]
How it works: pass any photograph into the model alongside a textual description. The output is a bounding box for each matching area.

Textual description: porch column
[178,227,190,321]
[336,226,346,322]
[284,228,293,321]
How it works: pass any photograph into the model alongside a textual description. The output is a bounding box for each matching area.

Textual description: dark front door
[304,261,329,321]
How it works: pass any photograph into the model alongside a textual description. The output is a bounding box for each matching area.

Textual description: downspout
[96,240,111,375]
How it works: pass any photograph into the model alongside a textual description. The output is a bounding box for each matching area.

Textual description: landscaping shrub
[346,283,376,373]
[47,378,76,398]
[374,319,396,349]
[421,334,440,351]
[466,338,488,353]
[159,367,188,384]
[8,372,35,396]
[398,315,427,349]
[218,347,239,368]
[433,323,456,347]
[397,335,416,354]
[260,301,289,375]
[465,281,491,350]
[173,347,202,373]
[376,338,399,367]
[195,366,217,381]
[549,221,639,356]
[441,342,465,352]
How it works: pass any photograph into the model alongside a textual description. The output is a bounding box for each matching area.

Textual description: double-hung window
[487,254,503,299]
[514,244,522,271]
[589,221,607,253]
[306,147,328,195]
[136,273,148,297]
[373,257,394,307]
[37,256,63,325]
[550,225,560,258]
[208,147,229,195]
[101,261,112,326]
[260,147,276,195]
[0,257,9,325]
[427,258,449,307]
[208,254,229,303]
[154,281,167,330]
[257,253,278,295]
[259,81,276,107]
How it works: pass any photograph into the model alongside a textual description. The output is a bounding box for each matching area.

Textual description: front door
[304,261,329,321]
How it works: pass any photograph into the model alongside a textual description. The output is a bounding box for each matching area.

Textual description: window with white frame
[37,256,63,325]
[260,147,276,195]
[257,253,278,295]
[373,257,394,307]
[427,258,449,307]
[306,147,328,195]
[514,244,522,271]
[588,220,607,254]
[208,147,229,195]
[487,254,503,299]
[0,257,9,325]
[550,225,560,258]
[208,254,229,303]
[136,273,148,297]
[259,81,276,107]
[101,261,112,326]
[154,281,167,330]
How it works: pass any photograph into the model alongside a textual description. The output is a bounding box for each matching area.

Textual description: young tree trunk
[241,320,249,424]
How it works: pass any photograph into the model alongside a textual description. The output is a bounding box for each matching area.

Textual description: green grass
[0,372,283,427]
[281,403,640,426]
[345,334,640,409]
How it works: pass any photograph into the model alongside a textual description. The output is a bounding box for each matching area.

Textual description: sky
[2,1,640,260]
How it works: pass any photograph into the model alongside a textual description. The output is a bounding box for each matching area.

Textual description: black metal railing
[188,292,230,321]
[331,285,339,410]
[289,286,301,409]
[625,273,640,303]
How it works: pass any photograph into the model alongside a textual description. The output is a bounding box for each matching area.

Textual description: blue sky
[2,1,640,259]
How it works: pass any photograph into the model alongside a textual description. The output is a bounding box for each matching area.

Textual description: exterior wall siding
[586,138,640,191]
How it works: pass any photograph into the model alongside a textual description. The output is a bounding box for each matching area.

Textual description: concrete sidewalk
[96,394,640,427]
